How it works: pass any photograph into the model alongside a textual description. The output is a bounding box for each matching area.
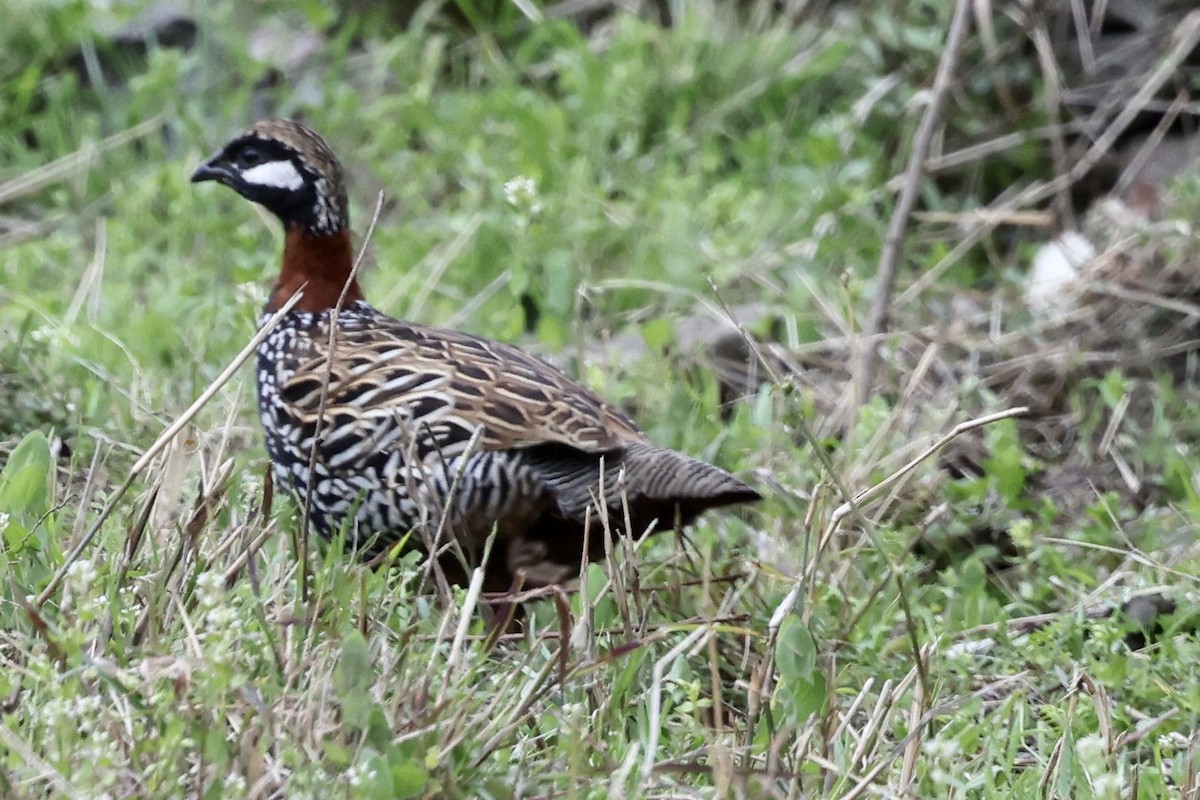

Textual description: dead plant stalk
[857,0,974,408]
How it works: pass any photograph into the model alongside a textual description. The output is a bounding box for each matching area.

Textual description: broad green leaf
[641,317,674,351]
[202,724,229,769]
[786,671,826,724]
[361,750,394,800]
[323,741,353,768]
[0,430,53,518]
[776,616,825,723]
[334,631,372,693]
[389,756,429,799]
[776,616,817,682]
[367,706,393,750]
[341,687,372,730]
[335,632,375,729]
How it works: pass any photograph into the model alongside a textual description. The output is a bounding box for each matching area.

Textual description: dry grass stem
[857,0,975,406]
[35,289,306,607]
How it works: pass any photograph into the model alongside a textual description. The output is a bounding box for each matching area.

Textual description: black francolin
[191,118,759,592]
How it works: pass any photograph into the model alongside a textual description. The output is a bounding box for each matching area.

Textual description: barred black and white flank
[192,119,759,591]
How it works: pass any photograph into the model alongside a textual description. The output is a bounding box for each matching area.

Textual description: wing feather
[276,313,647,460]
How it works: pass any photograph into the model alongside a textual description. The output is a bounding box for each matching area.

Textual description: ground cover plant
[1,0,1198,797]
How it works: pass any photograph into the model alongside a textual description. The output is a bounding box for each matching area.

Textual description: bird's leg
[483,571,526,650]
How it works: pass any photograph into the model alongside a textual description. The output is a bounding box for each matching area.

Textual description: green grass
[2,1,1199,797]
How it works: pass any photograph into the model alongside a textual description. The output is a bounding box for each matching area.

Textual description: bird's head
[191,118,350,236]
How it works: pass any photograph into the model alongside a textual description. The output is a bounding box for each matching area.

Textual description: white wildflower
[194,570,225,609]
[344,762,377,788]
[205,603,239,629]
[1075,733,1122,797]
[30,326,76,348]
[74,694,103,716]
[1091,771,1124,798]
[924,736,961,762]
[40,697,71,727]
[1074,734,1106,773]
[65,559,98,597]
[1157,731,1190,752]
[503,175,543,216]
[236,281,268,307]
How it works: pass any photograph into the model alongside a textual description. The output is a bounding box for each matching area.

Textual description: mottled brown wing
[277,317,647,458]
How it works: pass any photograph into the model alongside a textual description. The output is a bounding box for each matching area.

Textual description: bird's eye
[236,146,267,169]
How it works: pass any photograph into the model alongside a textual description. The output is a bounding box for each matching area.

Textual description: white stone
[1026,230,1095,313]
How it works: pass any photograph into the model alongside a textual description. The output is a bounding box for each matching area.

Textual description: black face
[191,136,323,232]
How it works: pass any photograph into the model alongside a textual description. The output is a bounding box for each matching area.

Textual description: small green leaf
[982,419,1028,503]
[0,430,53,518]
[794,39,853,81]
[776,616,817,681]
[641,317,674,351]
[202,723,229,768]
[389,756,429,799]
[334,631,372,693]
[3,522,29,548]
[776,616,825,723]
[323,741,353,768]
[535,312,569,350]
[361,750,395,800]
[787,671,826,724]
[366,706,393,750]
[334,632,375,729]
[341,687,372,730]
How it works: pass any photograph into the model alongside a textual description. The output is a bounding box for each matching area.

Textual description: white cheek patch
[241,160,304,190]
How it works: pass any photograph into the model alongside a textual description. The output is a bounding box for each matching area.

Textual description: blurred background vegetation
[2,0,1200,797]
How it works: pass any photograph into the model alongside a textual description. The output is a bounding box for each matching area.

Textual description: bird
[191,118,760,596]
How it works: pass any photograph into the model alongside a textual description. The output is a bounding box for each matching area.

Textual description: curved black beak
[190,154,231,184]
